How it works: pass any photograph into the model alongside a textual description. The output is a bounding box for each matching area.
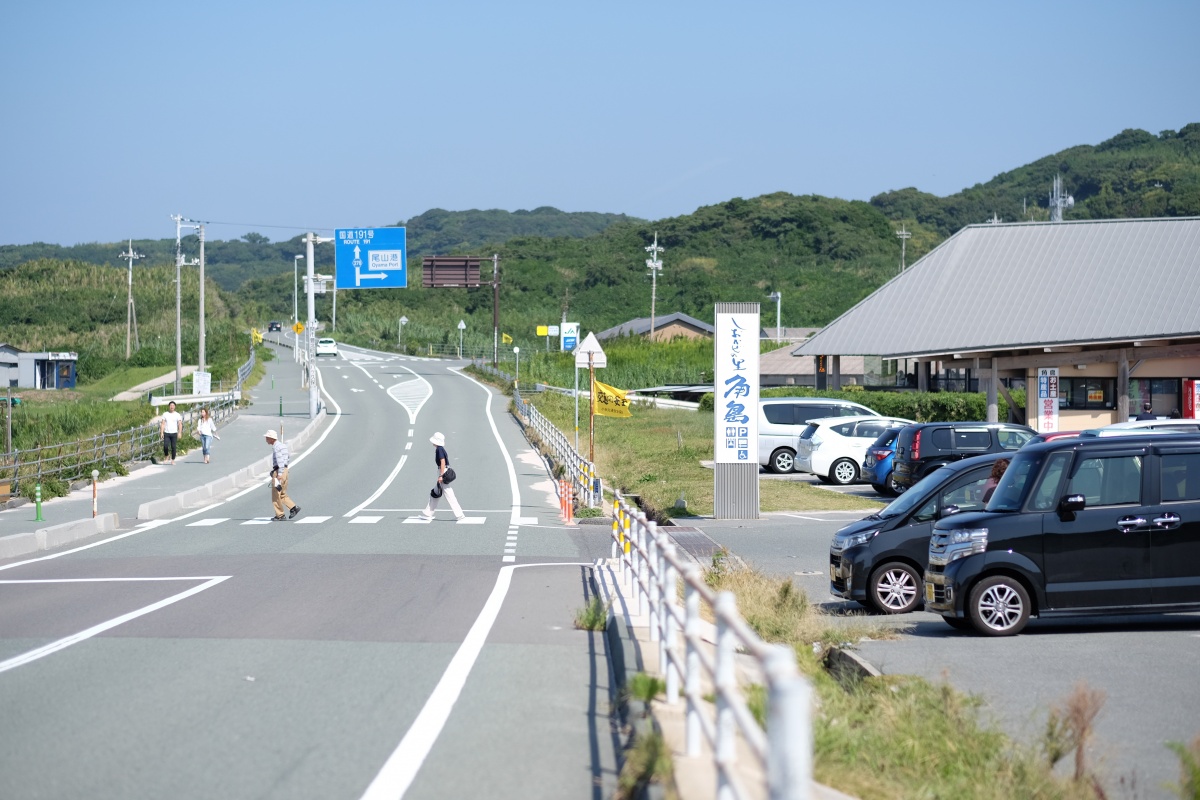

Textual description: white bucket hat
[265,430,278,440]
[430,432,445,446]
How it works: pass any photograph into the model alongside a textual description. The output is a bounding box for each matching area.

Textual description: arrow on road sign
[356,268,387,286]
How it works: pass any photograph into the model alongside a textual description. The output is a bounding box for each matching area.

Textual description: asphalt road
[0,345,620,799]
[690,505,1200,799]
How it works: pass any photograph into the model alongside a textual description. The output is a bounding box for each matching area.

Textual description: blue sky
[1,0,1196,246]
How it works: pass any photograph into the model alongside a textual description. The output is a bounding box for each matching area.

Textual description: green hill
[871,124,1200,236]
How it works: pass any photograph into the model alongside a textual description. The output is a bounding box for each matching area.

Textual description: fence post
[648,520,660,643]
[766,645,812,800]
[663,543,680,705]
[684,566,702,756]
[715,591,738,800]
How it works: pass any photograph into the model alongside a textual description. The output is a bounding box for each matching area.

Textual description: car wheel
[967,575,1031,636]
[870,483,887,495]
[941,616,972,631]
[867,561,921,614]
[829,458,859,486]
[769,448,795,474]
[884,471,902,497]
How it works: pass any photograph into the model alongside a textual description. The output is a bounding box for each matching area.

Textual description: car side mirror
[941,504,961,518]
[1059,494,1086,514]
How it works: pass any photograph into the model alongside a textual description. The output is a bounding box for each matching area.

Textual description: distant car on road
[267,321,282,332]
[862,427,903,496]
[892,422,1034,491]
[315,337,338,357]
[758,397,879,474]
[795,416,913,486]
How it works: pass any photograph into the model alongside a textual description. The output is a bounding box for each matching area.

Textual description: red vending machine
[1185,380,1200,419]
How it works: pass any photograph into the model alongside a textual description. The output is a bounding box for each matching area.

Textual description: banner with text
[1037,367,1059,432]
[714,312,760,463]
[593,380,632,418]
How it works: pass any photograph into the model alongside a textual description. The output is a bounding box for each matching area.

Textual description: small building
[0,344,21,388]
[11,349,79,389]
[794,216,1200,428]
[760,344,867,387]
[597,312,715,342]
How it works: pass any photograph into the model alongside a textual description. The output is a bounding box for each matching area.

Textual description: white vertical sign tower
[1037,367,1059,432]
[714,303,760,519]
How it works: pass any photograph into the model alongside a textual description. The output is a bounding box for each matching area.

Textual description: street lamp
[513,346,520,387]
[767,291,782,344]
[457,319,466,359]
[399,315,409,350]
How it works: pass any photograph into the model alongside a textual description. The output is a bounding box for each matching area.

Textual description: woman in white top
[160,401,183,465]
[196,407,220,464]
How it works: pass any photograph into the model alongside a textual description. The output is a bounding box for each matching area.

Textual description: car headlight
[836,529,879,550]
[946,528,988,562]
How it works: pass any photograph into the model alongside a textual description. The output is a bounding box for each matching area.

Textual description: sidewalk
[0,345,321,553]
[110,365,198,401]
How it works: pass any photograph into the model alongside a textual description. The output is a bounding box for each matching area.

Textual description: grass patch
[74,365,181,400]
[573,596,609,631]
[615,729,678,800]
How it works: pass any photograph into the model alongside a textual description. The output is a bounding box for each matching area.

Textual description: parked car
[1084,418,1200,434]
[758,397,879,474]
[795,416,913,485]
[830,453,1008,614]
[862,427,903,496]
[315,337,338,357]
[924,433,1200,635]
[1022,431,1081,447]
[267,321,283,332]
[892,422,1033,491]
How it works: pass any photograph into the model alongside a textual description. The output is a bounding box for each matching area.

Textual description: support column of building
[917,360,929,392]
[830,355,841,391]
[987,359,999,423]
[1117,350,1130,423]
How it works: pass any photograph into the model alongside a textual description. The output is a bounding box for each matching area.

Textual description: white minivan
[758,397,879,473]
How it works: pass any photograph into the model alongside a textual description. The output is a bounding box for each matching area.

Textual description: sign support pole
[492,254,500,367]
[589,352,596,463]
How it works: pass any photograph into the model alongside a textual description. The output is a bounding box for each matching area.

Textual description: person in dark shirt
[1134,402,1157,421]
[420,431,464,521]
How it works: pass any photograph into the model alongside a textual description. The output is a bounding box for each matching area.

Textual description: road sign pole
[492,254,500,367]
[306,233,318,420]
[589,353,596,463]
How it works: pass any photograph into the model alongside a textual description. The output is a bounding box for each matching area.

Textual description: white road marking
[501,556,515,563]
[294,515,331,524]
[405,442,412,450]
[359,563,587,800]
[513,516,538,526]
[456,517,485,525]
[243,518,273,525]
[408,429,414,437]
[349,516,383,524]
[0,576,229,674]
[186,518,229,527]
[344,455,407,518]
[453,368,523,527]
[402,516,432,524]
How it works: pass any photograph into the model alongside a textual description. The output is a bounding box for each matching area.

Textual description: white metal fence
[512,387,600,508]
[609,493,814,800]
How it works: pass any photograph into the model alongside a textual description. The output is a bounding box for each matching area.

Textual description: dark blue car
[862,427,904,496]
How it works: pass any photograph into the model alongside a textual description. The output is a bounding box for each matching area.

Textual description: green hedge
[699,387,1027,424]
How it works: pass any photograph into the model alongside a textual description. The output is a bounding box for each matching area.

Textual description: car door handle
[1116,516,1147,532]
[1153,513,1182,529]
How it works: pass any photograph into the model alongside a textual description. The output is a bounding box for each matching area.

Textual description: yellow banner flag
[501,332,513,344]
[593,380,632,418]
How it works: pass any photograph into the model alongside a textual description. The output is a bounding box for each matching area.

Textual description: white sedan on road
[795,415,913,485]
[315,337,338,357]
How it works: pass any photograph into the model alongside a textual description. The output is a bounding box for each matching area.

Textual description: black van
[892,422,1033,491]
[830,453,1007,613]
[924,433,1200,635]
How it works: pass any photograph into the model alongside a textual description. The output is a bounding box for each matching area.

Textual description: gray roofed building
[597,312,715,341]
[794,217,1200,359]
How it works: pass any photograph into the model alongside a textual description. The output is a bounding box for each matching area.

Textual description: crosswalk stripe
[349,516,383,524]
[243,518,273,525]
[294,516,332,524]
[187,518,229,527]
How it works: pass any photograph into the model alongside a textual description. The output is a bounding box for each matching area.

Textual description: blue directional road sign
[334,227,407,289]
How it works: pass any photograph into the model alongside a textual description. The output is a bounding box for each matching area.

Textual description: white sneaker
[419,513,434,521]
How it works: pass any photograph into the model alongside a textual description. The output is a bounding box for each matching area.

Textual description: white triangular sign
[574,332,607,368]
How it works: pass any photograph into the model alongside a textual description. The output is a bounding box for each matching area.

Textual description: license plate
[924,582,935,603]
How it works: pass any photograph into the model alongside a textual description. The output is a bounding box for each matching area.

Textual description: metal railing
[512,387,600,508]
[609,492,813,800]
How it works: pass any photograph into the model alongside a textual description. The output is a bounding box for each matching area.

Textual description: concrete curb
[136,409,327,519]
[826,646,883,685]
[0,513,120,559]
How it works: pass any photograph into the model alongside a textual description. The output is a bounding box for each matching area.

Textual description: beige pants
[422,484,463,518]
[272,468,297,516]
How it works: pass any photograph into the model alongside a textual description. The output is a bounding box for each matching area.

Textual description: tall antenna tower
[644,232,665,340]
[1049,174,1074,222]
[120,239,144,359]
[895,225,911,274]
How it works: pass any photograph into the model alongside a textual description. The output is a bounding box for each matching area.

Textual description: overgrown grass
[573,596,609,631]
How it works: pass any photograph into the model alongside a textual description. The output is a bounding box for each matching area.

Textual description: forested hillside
[871,125,1200,235]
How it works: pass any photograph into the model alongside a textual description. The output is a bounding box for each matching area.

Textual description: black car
[829,453,1007,614]
[925,433,1200,635]
[892,422,1033,491]
[267,321,283,332]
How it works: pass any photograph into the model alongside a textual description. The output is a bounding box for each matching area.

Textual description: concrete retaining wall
[0,513,120,559]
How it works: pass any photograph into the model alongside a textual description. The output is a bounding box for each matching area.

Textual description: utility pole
[304,232,333,419]
[767,291,782,343]
[120,239,143,360]
[171,215,199,394]
[644,233,664,341]
[895,225,911,274]
[196,223,206,374]
[491,253,501,367]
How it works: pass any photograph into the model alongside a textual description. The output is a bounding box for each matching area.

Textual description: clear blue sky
[2,0,1196,246]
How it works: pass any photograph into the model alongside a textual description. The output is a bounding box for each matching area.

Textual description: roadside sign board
[335,227,407,289]
[192,371,211,396]
[292,322,305,334]
[548,325,560,336]
[1037,367,1059,432]
[537,325,548,336]
[714,312,759,463]
[574,332,606,368]
[561,322,580,352]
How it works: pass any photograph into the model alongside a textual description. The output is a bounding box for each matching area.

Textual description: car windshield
[984,452,1045,512]
[876,466,952,519]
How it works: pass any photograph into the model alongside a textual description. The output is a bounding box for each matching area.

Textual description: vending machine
[1185,380,1200,419]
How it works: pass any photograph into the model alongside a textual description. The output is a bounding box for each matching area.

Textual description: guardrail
[609,492,813,800]
[511,387,600,508]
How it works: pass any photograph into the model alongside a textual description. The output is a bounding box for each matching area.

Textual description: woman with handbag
[420,432,464,521]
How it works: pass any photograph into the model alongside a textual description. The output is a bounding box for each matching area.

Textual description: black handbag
[442,468,457,484]
[430,483,443,498]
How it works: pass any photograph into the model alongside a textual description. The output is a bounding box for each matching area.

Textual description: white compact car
[757,397,880,473]
[795,416,914,485]
[315,337,338,357]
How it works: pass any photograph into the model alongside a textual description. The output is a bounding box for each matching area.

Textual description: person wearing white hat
[265,429,301,521]
[420,431,464,521]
